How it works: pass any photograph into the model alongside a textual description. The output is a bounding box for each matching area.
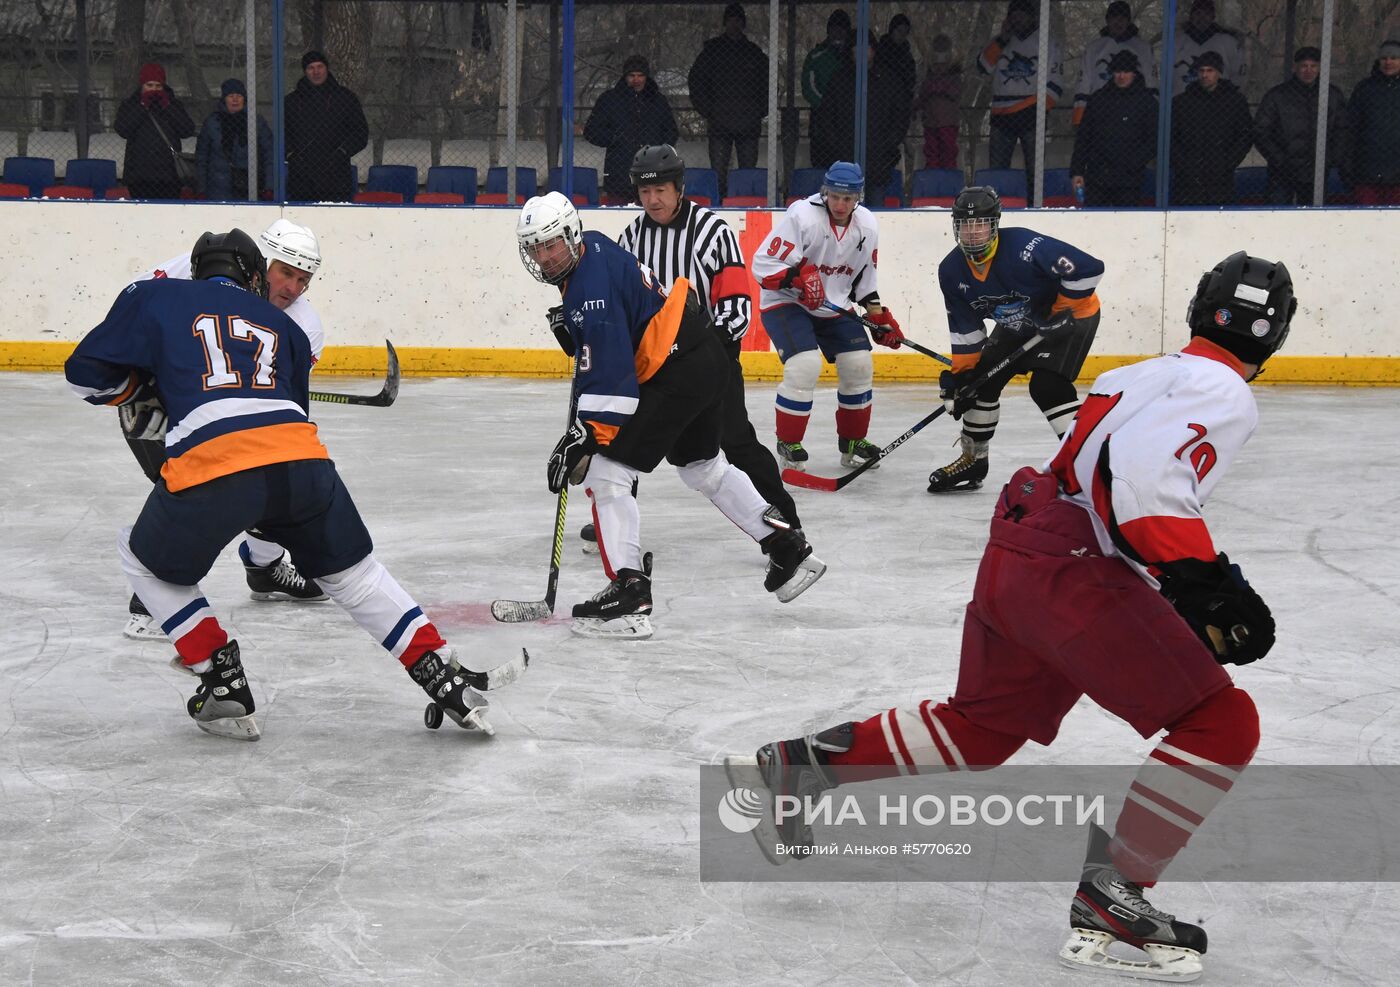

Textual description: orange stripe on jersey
[709,264,750,303]
[1116,515,1216,567]
[634,278,690,385]
[1182,337,1247,378]
[104,372,142,406]
[161,421,330,492]
[990,94,1057,115]
[1052,293,1100,318]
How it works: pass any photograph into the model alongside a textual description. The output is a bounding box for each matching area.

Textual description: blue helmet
[821,161,864,196]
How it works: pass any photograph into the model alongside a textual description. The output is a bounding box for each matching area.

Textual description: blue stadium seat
[3,156,55,198]
[726,167,766,198]
[683,167,720,206]
[1142,169,1157,206]
[548,166,599,206]
[879,169,904,207]
[1234,166,1268,205]
[367,164,418,203]
[1325,167,1351,205]
[66,158,118,197]
[788,167,824,202]
[426,166,477,203]
[972,167,1028,204]
[1042,167,1077,206]
[910,168,963,206]
[481,166,537,204]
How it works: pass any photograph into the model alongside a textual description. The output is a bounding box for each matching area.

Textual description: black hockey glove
[118,378,168,442]
[939,369,979,420]
[1156,553,1276,665]
[547,305,575,357]
[547,417,596,494]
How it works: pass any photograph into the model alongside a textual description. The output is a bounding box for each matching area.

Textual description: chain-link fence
[0,1,1395,207]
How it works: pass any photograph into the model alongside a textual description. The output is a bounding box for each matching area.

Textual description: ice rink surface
[1,370,1396,986]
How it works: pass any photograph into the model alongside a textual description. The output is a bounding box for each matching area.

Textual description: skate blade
[722,756,796,866]
[779,461,807,473]
[570,614,654,640]
[581,542,600,556]
[1058,929,1202,983]
[840,455,879,470]
[123,615,165,641]
[773,555,827,603]
[248,591,329,603]
[195,713,261,741]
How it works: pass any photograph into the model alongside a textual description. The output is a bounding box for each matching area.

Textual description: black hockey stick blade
[821,301,952,366]
[490,485,569,623]
[309,339,401,407]
[460,648,531,691]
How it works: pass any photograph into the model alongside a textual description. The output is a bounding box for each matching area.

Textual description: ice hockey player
[928,185,1104,493]
[748,160,905,472]
[517,192,826,640]
[66,229,518,739]
[575,143,803,557]
[122,218,329,642]
[728,251,1294,982]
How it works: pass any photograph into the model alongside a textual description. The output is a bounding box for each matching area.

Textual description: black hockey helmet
[1187,251,1296,368]
[629,143,685,192]
[191,228,268,298]
[951,186,1002,262]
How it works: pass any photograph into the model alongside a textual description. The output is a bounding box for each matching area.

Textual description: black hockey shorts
[129,459,373,586]
[979,311,1100,397]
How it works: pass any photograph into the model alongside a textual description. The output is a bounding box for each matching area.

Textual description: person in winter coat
[583,55,679,204]
[688,3,769,192]
[811,35,902,200]
[1072,49,1158,206]
[1346,39,1400,205]
[802,10,852,111]
[1074,1,1157,126]
[1171,0,1246,96]
[197,79,274,201]
[114,62,197,200]
[918,34,962,169]
[1170,51,1252,205]
[284,50,369,203]
[1253,47,1347,206]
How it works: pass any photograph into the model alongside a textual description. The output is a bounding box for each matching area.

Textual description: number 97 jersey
[751,196,880,316]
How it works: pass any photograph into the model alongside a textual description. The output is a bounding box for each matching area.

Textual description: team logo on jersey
[959,282,970,294]
[571,310,584,326]
[1001,53,1038,83]
[582,299,606,311]
[971,291,1033,330]
[1053,256,1076,276]
[1214,308,1232,326]
[1250,318,1271,337]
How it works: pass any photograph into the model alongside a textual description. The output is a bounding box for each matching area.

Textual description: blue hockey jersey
[937,226,1104,372]
[66,277,328,492]
[560,230,691,446]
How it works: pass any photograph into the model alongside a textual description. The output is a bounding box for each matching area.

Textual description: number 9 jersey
[65,277,328,492]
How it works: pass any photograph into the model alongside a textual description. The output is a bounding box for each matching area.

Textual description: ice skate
[775,440,809,472]
[571,567,653,639]
[185,640,260,741]
[240,544,328,602]
[838,436,881,469]
[761,523,826,603]
[927,434,989,493]
[123,593,164,640]
[723,722,853,864]
[579,522,600,555]
[1058,824,1207,982]
[410,648,494,735]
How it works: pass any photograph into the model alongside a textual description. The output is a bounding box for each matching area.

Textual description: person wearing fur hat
[582,55,678,204]
[113,62,197,200]
[196,79,274,201]
[1071,49,1158,206]
[284,50,368,203]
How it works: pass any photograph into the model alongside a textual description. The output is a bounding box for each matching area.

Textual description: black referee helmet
[630,144,685,193]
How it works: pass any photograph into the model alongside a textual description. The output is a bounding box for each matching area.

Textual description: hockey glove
[866,308,904,349]
[118,378,168,442]
[1037,310,1076,337]
[939,368,979,420]
[796,263,826,311]
[1156,553,1276,666]
[547,417,596,494]
[547,305,575,357]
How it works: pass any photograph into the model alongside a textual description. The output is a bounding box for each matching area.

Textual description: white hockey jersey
[978,28,1065,114]
[1047,338,1258,587]
[138,252,326,362]
[1171,25,1247,95]
[750,196,880,317]
[1074,31,1158,123]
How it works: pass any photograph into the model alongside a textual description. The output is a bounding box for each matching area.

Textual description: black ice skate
[723,722,853,864]
[1058,824,1207,982]
[571,567,653,639]
[838,436,881,469]
[410,649,494,735]
[927,435,989,493]
[186,640,260,741]
[240,544,329,602]
[579,522,600,555]
[775,440,809,472]
[760,518,827,603]
[123,592,163,641]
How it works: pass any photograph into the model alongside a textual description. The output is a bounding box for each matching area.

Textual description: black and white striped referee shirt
[618,199,752,341]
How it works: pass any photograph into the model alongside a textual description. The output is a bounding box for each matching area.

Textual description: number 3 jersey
[751,196,880,315]
[1046,338,1258,587]
[65,277,328,492]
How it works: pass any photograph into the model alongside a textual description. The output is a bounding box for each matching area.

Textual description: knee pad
[834,349,873,394]
[779,349,822,397]
[584,455,637,504]
[675,454,728,498]
[1164,686,1260,766]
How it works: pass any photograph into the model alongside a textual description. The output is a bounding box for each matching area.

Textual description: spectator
[583,55,679,204]
[802,10,851,112]
[917,34,962,169]
[1254,47,1347,206]
[1172,0,1246,96]
[1170,51,1252,205]
[284,50,369,203]
[688,3,769,193]
[1071,50,1157,207]
[113,62,196,200]
[1074,1,1157,125]
[978,0,1064,199]
[811,35,902,201]
[196,79,273,201]
[876,13,917,176]
[1346,39,1400,205]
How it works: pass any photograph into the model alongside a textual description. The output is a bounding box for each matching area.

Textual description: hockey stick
[821,301,952,366]
[309,340,401,407]
[462,648,531,690]
[782,332,1046,492]
[490,360,581,623]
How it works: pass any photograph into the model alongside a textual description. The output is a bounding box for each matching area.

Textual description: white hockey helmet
[259,218,321,275]
[517,191,583,285]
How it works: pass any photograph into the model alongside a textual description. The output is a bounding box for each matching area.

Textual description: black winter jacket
[1253,76,1347,187]
[114,87,197,193]
[1347,65,1400,184]
[1170,79,1253,203]
[688,34,769,135]
[284,72,369,202]
[1071,75,1158,190]
[583,76,679,197]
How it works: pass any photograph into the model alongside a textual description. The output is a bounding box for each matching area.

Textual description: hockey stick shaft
[821,301,952,366]
[309,340,401,407]
[782,332,1046,492]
